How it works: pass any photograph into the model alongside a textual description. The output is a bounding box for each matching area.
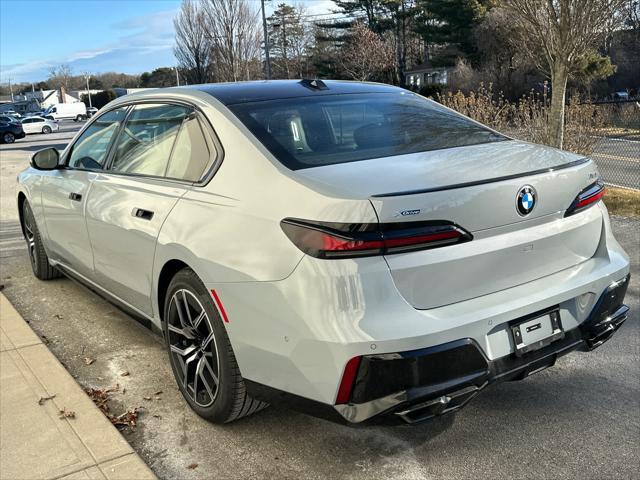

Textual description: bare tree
[201,0,262,82]
[48,64,74,91]
[341,23,394,81]
[174,0,215,84]
[502,0,626,148]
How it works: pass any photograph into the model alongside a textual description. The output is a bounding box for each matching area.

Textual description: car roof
[186,79,402,106]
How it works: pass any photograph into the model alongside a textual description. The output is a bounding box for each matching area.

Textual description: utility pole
[175,67,180,86]
[281,8,289,79]
[8,77,14,102]
[82,72,92,108]
[261,0,272,80]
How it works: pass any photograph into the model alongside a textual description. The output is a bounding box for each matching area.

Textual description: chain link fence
[588,100,640,191]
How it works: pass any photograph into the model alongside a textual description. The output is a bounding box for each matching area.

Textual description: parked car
[21,116,59,134]
[16,80,630,425]
[42,102,87,121]
[0,122,25,143]
[2,110,22,119]
[0,115,20,124]
[86,107,98,117]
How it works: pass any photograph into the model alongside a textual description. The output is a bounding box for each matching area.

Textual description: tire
[2,132,15,144]
[163,268,267,423]
[42,126,52,134]
[22,201,61,280]
[75,115,83,122]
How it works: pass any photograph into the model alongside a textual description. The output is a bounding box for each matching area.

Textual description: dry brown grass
[604,187,640,217]
[437,85,604,156]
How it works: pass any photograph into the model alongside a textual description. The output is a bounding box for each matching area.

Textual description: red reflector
[210,289,229,323]
[576,187,605,208]
[336,356,361,404]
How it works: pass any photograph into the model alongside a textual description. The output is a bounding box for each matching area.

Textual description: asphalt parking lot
[0,125,639,480]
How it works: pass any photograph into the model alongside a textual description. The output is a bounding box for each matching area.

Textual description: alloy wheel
[3,133,14,144]
[167,289,220,407]
[23,209,37,268]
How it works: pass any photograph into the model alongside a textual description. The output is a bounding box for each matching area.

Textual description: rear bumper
[246,274,630,424]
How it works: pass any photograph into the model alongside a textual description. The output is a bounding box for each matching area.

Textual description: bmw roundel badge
[516,185,536,216]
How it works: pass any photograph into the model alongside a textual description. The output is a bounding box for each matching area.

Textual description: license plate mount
[510,309,565,357]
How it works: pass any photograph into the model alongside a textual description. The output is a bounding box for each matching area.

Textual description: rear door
[84,102,218,315]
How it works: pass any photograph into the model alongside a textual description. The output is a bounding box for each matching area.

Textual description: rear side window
[110,103,214,182]
[228,92,506,170]
[166,113,212,182]
[111,104,186,177]
[67,107,128,170]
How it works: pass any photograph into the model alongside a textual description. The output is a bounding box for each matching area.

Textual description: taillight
[565,181,605,217]
[281,218,473,259]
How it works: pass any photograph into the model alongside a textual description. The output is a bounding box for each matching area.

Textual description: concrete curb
[0,293,156,480]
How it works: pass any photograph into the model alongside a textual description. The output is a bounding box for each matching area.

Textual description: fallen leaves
[37,394,56,406]
[58,408,75,419]
[85,383,142,429]
[85,385,119,415]
[83,357,95,365]
[110,407,142,428]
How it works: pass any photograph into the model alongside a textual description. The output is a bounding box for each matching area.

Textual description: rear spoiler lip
[370,157,590,198]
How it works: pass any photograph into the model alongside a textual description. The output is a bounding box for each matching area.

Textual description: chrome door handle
[132,208,154,221]
[69,192,82,201]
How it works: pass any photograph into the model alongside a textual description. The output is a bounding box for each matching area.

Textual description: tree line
[173,0,638,148]
[3,0,637,149]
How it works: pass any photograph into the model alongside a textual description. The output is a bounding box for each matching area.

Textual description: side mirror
[31,148,60,170]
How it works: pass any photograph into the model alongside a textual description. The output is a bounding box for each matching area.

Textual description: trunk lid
[297,140,603,309]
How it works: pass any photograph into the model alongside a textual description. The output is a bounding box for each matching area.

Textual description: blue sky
[0,0,335,84]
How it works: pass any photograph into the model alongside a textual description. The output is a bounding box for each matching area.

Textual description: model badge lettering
[399,209,421,216]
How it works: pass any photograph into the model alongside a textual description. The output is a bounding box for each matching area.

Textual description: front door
[40,106,128,278]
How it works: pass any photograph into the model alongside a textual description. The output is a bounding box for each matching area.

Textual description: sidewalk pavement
[0,293,156,480]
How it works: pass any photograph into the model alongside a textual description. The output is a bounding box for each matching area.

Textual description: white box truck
[43,103,87,121]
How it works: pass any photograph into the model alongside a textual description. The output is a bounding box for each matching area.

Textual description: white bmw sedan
[17,80,630,424]
[21,116,59,135]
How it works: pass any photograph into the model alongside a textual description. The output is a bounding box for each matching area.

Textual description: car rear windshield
[228,92,506,170]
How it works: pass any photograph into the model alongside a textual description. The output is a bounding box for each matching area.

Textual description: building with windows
[405,63,451,89]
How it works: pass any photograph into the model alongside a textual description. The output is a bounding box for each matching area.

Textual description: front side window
[67,107,127,170]
[110,104,187,177]
[228,92,506,170]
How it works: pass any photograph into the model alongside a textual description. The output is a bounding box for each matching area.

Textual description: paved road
[592,137,640,190]
[1,126,639,480]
